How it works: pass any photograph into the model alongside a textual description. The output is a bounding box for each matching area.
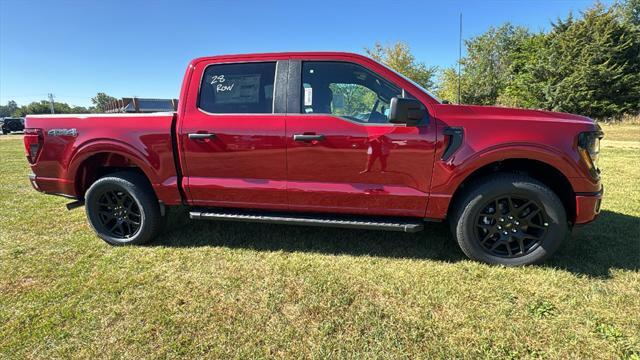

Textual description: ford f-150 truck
[24,52,603,265]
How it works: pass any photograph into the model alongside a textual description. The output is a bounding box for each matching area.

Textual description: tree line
[0,93,116,118]
[374,0,639,120]
[2,1,637,121]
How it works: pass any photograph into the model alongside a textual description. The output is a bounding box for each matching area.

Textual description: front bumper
[574,187,603,224]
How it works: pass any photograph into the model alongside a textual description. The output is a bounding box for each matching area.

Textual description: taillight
[24,128,44,164]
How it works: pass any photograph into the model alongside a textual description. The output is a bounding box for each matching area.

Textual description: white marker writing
[216,83,235,92]
[210,75,226,84]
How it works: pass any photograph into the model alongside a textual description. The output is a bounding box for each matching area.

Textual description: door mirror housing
[388,97,426,126]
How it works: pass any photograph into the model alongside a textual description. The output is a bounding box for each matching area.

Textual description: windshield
[372,59,442,103]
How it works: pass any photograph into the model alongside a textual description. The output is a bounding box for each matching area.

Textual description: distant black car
[1,117,24,134]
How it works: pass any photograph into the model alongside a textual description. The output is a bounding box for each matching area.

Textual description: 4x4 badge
[48,128,78,137]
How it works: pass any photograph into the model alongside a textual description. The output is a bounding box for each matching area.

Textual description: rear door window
[199,62,276,114]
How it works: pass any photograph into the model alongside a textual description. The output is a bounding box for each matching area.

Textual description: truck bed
[25,112,182,204]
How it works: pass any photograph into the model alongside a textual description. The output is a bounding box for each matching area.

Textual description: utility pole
[458,13,462,105]
[47,93,55,114]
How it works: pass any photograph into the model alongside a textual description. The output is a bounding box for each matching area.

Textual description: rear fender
[68,139,161,197]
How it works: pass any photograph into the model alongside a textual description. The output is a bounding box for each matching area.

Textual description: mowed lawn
[1,126,639,359]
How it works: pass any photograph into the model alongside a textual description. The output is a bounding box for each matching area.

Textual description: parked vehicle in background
[2,117,24,134]
[23,52,603,266]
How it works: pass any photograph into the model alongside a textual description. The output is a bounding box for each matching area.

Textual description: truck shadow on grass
[153,208,639,278]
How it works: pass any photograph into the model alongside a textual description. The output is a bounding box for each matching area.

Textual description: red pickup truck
[24,52,603,265]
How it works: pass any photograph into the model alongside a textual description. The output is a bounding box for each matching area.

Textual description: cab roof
[189,51,371,65]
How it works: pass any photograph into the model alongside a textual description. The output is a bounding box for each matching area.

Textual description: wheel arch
[447,158,576,224]
[69,140,159,198]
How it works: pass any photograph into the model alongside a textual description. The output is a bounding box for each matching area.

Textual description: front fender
[451,142,583,186]
[425,142,586,219]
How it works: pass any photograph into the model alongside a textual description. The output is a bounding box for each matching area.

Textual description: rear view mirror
[389,97,426,126]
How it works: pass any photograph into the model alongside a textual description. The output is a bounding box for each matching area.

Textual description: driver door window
[301,62,402,124]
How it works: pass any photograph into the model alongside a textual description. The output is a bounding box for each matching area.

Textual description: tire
[85,171,162,245]
[450,173,568,266]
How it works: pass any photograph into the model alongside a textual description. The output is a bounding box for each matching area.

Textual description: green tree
[14,101,52,116]
[91,92,117,113]
[437,67,469,104]
[329,84,373,117]
[497,33,548,108]
[365,41,438,91]
[437,1,640,118]
[0,100,19,117]
[71,106,92,113]
[617,0,639,26]
[459,24,531,105]
[13,100,91,116]
[437,24,531,105]
[540,3,640,118]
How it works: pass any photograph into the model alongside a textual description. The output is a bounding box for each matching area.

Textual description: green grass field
[1,126,639,359]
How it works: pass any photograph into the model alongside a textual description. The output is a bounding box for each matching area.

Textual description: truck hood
[434,104,595,125]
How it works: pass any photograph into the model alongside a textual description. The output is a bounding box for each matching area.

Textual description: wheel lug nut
[499,218,505,222]
[544,222,549,227]
[508,216,513,220]
[514,221,519,225]
[497,225,502,230]
[503,231,508,235]
[512,229,517,233]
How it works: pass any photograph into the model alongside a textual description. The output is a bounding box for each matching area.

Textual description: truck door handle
[188,133,216,140]
[293,134,325,142]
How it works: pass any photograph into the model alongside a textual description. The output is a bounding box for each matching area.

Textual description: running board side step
[189,209,424,233]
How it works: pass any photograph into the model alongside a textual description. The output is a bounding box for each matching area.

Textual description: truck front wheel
[85,172,162,245]
[450,174,568,266]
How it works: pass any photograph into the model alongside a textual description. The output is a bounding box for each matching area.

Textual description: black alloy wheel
[450,173,568,266]
[85,171,162,245]
[475,195,549,258]
[95,189,142,239]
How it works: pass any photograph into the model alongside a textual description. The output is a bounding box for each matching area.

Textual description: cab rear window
[199,62,276,114]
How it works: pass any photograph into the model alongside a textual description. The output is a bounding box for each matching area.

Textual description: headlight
[578,128,604,179]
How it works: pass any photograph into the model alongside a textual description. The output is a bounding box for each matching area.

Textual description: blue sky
[0,0,610,107]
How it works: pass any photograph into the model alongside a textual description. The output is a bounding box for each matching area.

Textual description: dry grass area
[600,123,640,144]
[0,125,639,359]
[0,134,23,141]
[604,114,640,125]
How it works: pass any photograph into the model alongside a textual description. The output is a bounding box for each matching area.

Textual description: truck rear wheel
[450,173,568,266]
[85,172,162,245]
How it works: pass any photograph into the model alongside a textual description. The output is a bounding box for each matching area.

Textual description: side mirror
[388,97,426,126]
